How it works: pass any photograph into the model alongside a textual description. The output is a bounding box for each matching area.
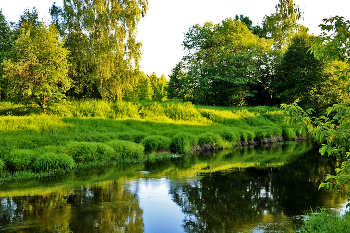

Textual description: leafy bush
[33,153,76,172]
[141,135,171,153]
[65,142,115,163]
[198,133,224,147]
[4,149,36,171]
[171,132,198,153]
[107,140,144,160]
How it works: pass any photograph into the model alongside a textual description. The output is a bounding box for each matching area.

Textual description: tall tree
[262,0,305,51]
[167,62,186,100]
[2,22,70,110]
[273,32,349,112]
[52,0,148,100]
[180,19,273,106]
[153,74,168,101]
[0,10,13,99]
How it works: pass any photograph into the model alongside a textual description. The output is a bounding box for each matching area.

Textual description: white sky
[0,0,349,77]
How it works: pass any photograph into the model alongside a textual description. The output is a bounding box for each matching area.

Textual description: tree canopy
[171,18,273,106]
[50,0,148,101]
[1,22,70,109]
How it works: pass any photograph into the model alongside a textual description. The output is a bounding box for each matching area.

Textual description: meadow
[0,99,307,181]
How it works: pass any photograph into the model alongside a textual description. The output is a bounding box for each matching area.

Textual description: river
[0,141,347,232]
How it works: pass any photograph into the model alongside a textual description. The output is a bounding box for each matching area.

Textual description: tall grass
[297,208,350,232]
[0,99,308,180]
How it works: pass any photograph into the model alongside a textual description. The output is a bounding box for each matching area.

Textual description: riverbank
[0,99,308,182]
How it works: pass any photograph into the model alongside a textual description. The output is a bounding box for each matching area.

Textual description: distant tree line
[0,0,349,112]
[167,0,350,111]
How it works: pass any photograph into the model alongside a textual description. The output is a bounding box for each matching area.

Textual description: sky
[0,0,349,77]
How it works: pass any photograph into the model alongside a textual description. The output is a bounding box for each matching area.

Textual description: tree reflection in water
[0,181,144,232]
[169,146,342,232]
[0,142,346,233]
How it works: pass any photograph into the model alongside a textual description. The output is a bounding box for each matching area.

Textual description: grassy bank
[0,99,307,181]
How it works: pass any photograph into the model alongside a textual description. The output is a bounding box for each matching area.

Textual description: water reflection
[168,145,344,232]
[0,142,347,232]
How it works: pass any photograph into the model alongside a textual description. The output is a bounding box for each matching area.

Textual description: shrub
[4,149,36,171]
[171,132,198,153]
[107,140,144,160]
[198,133,223,147]
[65,142,115,163]
[141,135,171,153]
[33,153,76,172]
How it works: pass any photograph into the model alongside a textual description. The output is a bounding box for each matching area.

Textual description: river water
[0,142,348,232]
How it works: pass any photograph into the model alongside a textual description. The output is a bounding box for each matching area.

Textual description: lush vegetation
[297,209,350,233]
[1,0,350,230]
[0,100,307,181]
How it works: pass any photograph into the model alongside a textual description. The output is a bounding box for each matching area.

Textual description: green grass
[297,208,350,232]
[0,99,308,181]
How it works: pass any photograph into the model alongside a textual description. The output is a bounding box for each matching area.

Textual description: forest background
[0,0,348,113]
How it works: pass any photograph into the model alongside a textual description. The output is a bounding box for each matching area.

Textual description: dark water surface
[0,142,347,232]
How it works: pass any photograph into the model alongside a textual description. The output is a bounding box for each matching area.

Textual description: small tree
[2,22,70,110]
[153,74,168,101]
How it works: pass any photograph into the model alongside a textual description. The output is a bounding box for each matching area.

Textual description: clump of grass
[106,140,144,160]
[33,152,76,172]
[298,208,350,232]
[216,128,240,143]
[198,133,225,148]
[116,131,148,143]
[65,142,115,163]
[171,132,198,153]
[163,102,207,122]
[141,135,172,153]
[112,101,140,119]
[3,149,36,171]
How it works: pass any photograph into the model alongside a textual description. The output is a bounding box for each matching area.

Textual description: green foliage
[4,149,36,171]
[55,0,148,101]
[198,133,224,147]
[299,209,350,232]
[116,131,148,143]
[33,153,75,172]
[0,158,5,172]
[175,18,273,106]
[65,142,115,163]
[141,135,171,153]
[0,10,12,95]
[216,128,240,142]
[107,140,144,160]
[261,0,304,51]
[2,22,70,110]
[273,33,348,112]
[171,132,198,153]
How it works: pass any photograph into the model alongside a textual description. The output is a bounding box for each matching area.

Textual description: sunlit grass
[0,99,308,181]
